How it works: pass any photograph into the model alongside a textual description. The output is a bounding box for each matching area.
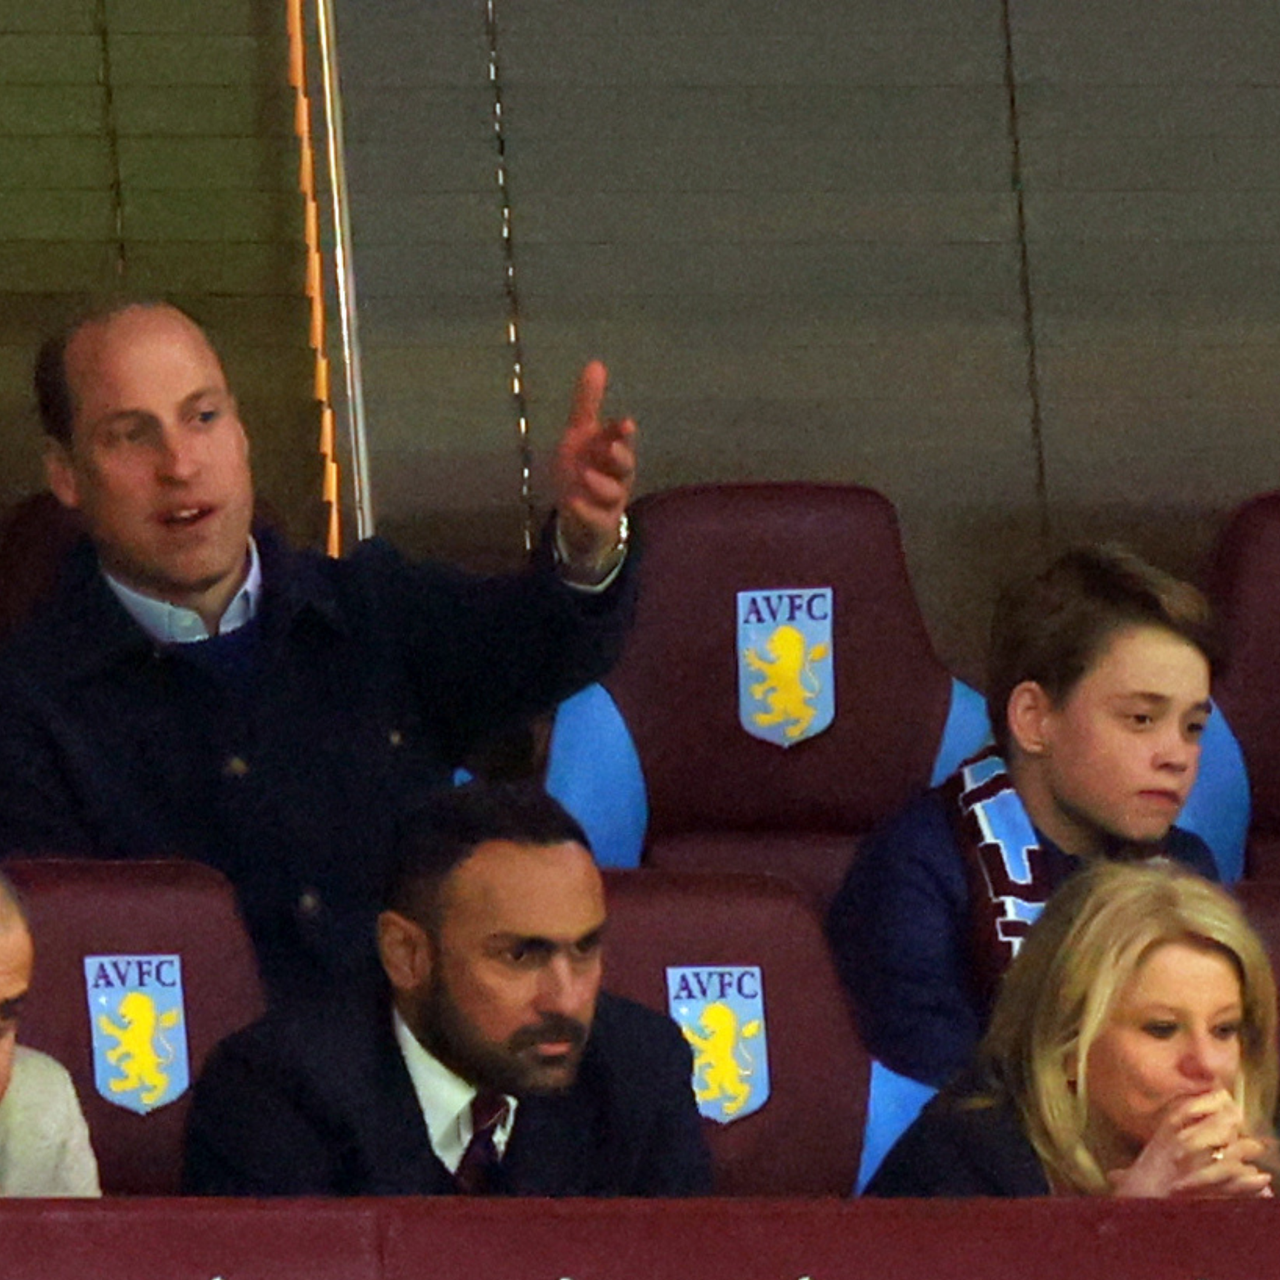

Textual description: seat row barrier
[2,1194,1276,1280]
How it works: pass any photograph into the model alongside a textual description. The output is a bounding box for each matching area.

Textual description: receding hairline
[383,782,598,928]
[435,837,601,916]
[36,297,223,446]
[65,301,217,366]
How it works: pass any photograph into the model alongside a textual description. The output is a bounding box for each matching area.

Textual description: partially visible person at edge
[182,782,712,1197]
[866,859,1278,1198]
[828,545,1219,1088]
[0,871,100,1197]
[0,300,637,1004]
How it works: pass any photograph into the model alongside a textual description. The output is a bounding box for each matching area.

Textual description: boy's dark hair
[34,298,208,446]
[986,544,1217,756]
[384,781,592,929]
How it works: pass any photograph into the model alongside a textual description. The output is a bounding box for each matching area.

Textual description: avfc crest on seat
[84,954,190,1115]
[667,965,771,1123]
[737,588,834,747]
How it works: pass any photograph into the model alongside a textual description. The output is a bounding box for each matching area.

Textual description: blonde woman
[865,860,1277,1197]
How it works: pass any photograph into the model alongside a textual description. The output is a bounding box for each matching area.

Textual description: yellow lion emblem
[682,1001,762,1118]
[743,623,829,740]
[98,991,181,1106]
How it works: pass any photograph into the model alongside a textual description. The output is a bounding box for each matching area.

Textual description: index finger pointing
[567,360,609,436]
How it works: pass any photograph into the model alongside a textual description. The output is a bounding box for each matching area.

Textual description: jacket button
[223,755,250,778]
[297,889,322,918]
[388,729,404,747]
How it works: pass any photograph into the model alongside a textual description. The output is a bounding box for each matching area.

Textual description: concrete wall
[334,0,1280,683]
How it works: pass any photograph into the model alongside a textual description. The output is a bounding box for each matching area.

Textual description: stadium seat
[3,858,265,1195]
[0,492,83,643]
[602,867,868,1195]
[1234,880,1280,1060]
[1236,878,1280,967]
[1204,490,1280,878]
[549,483,990,908]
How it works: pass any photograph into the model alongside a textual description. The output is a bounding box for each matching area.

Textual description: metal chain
[484,0,536,554]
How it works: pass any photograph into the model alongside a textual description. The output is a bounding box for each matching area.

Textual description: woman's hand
[1107,1089,1272,1198]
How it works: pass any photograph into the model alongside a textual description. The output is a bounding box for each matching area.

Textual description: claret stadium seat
[602,867,868,1195]
[1234,880,1280,1062]
[1204,490,1280,879]
[3,858,265,1195]
[1236,878,1280,965]
[0,492,83,644]
[548,482,990,909]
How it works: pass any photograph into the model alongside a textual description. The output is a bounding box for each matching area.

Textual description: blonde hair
[979,860,1278,1194]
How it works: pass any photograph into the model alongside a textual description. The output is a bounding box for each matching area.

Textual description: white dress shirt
[392,1010,516,1173]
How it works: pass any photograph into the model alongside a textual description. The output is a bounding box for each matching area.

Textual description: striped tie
[454,1091,509,1194]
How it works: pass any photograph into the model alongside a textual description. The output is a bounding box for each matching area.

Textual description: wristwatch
[554,511,630,588]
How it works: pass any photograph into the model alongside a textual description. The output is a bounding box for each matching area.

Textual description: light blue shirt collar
[104,538,262,643]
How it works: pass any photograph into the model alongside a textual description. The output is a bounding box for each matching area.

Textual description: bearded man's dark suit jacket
[182,986,712,1196]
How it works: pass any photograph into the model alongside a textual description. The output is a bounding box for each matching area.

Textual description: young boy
[827,546,1219,1088]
